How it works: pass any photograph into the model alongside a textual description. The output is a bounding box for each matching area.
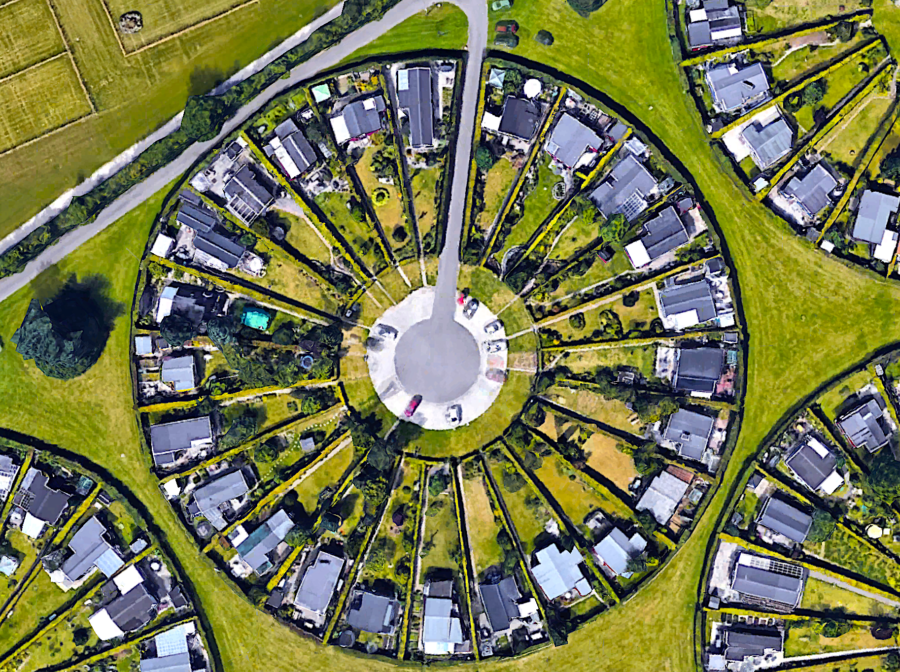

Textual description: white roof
[89,608,125,641]
[819,471,844,495]
[625,240,651,268]
[523,79,542,98]
[689,8,707,21]
[874,229,898,263]
[330,116,351,144]
[671,309,701,330]
[807,437,829,458]
[820,239,835,253]
[21,512,45,539]
[270,138,301,179]
[482,112,501,132]
[113,565,144,594]
[151,234,175,259]
[155,286,178,323]
[163,480,181,498]
[229,525,249,547]
[135,336,153,356]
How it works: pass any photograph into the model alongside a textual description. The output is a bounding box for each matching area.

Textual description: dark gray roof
[674,348,725,393]
[397,67,434,148]
[273,119,318,174]
[479,577,522,633]
[61,516,123,581]
[688,22,712,49]
[658,279,718,325]
[546,113,602,168]
[499,96,541,141]
[236,509,293,574]
[758,497,812,543]
[223,165,275,219]
[337,96,386,139]
[706,63,770,113]
[607,121,629,142]
[347,591,399,634]
[149,416,213,467]
[741,117,793,169]
[852,190,900,244]
[107,583,158,632]
[140,652,192,672]
[731,563,803,607]
[589,155,658,221]
[640,206,689,260]
[664,409,714,460]
[176,203,217,233]
[782,164,837,218]
[724,627,783,661]
[838,399,890,452]
[192,471,249,530]
[293,550,344,614]
[785,440,838,492]
[426,579,454,598]
[194,230,246,268]
[13,468,70,525]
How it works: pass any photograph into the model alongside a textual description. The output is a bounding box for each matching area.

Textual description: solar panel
[155,624,190,656]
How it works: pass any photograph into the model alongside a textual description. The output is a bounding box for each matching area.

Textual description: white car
[446,404,462,424]
[485,320,503,334]
[485,339,507,354]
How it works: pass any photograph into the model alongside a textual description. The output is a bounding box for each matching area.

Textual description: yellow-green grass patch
[768,32,868,84]
[800,577,894,616]
[816,367,875,421]
[803,526,900,592]
[547,385,642,435]
[745,0,865,35]
[560,344,658,379]
[246,247,339,314]
[0,0,65,79]
[0,56,91,152]
[419,473,462,579]
[461,468,506,576]
[475,156,517,232]
[296,438,354,514]
[278,209,334,266]
[314,190,388,275]
[355,138,409,258]
[486,453,552,556]
[410,163,441,240]
[784,620,892,657]
[583,432,638,491]
[819,94,894,172]
[539,248,633,305]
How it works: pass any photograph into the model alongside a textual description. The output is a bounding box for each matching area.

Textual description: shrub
[475,145,496,171]
[783,92,803,113]
[535,30,554,45]
[73,628,91,646]
[599,213,628,243]
[428,470,451,497]
[373,187,390,205]
[182,95,229,141]
[522,450,543,471]
[568,312,586,330]
[622,291,639,307]
[828,20,855,43]
[566,0,605,18]
[502,467,526,493]
[802,79,827,107]
[807,509,836,542]
[881,147,900,181]
[159,314,198,346]
[221,413,258,448]
[392,226,408,242]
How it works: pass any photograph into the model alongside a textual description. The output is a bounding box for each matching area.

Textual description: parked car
[495,20,518,32]
[494,33,519,48]
[485,340,507,354]
[486,368,508,383]
[376,324,398,339]
[405,395,423,418]
[463,298,479,319]
[491,0,511,10]
[446,404,462,424]
[485,320,503,334]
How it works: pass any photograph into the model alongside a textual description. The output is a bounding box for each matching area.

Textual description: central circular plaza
[394,319,481,403]
[365,287,509,430]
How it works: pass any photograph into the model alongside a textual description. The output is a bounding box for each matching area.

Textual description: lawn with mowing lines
[583,431,639,491]
[461,467,505,577]
[800,577,894,616]
[745,0,864,36]
[819,94,894,171]
[561,344,658,379]
[486,452,551,556]
[547,385,642,435]
[474,156,517,233]
[0,0,65,79]
[784,620,891,657]
[0,56,91,152]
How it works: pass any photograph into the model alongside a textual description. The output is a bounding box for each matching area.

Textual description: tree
[285,526,310,548]
[221,413,258,448]
[502,468,526,493]
[881,147,900,181]
[12,295,106,380]
[254,439,280,463]
[599,213,628,243]
[181,95,229,141]
[475,145,496,171]
[802,80,827,107]
[885,651,900,672]
[503,68,523,96]
[568,313,586,330]
[392,226,408,243]
[428,470,451,497]
[159,314,198,346]
[207,315,237,345]
[814,619,852,638]
[625,555,647,574]
[72,628,91,646]
[566,0,605,17]
[807,508,837,542]
[829,20,855,42]
[867,449,900,503]
[535,30,554,46]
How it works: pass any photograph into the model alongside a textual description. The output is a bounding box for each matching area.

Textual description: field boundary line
[94,0,127,55]
[0,51,67,86]
[0,0,26,8]
[119,0,260,56]
[0,112,94,159]
[44,0,96,112]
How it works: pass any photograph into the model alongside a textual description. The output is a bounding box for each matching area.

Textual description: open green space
[805,526,900,592]
[355,136,412,260]
[314,190,388,275]
[461,464,506,578]
[409,164,442,241]
[536,250,633,307]
[485,452,551,556]
[474,157,517,233]
[784,620,892,657]
[295,438,354,514]
[816,368,875,421]
[547,385,641,436]
[0,0,65,79]
[744,0,864,35]
[419,468,462,579]
[767,33,868,84]
[819,94,894,172]
[800,577,893,616]
[560,344,658,379]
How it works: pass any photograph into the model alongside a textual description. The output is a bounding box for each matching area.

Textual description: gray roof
[140,653,192,672]
[785,441,838,492]
[61,516,124,581]
[688,22,712,49]
[273,119,318,174]
[724,628,783,661]
[423,597,464,649]
[499,96,541,140]
[838,398,890,452]
[160,356,196,393]
[194,230,246,268]
[13,468,70,525]
[636,470,691,524]
[532,544,590,600]
[731,563,804,607]
[782,164,837,218]
[758,497,812,543]
[397,67,434,148]
[107,583,158,632]
[674,348,725,394]
[607,121,629,142]
[741,117,793,169]
[293,550,344,614]
[223,165,275,218]
[192,470,249,531]
[338,96,386,139]
[589,155,658,221]
[347,591,399,634]
[176,203,217,233]
[479,577,521,632]
[852,190,900,244]
[706,62,770,113]
[658,279,718,326]
[592,528,647,576]
[664,409,715,460]
[149,416,213,467]
[639,206,690,260]
[237,509,293,574]
[546,113,602,168]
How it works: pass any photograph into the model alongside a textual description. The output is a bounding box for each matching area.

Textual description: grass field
[768,33,867,84]
[486,453,551,556]
[461,466,505,577]
[0,0,65,78]
[819,94,894,171]
[420,469,462,579]
[744,0,862,35]
[560,344,658,379]
[0,56,92,153]
[583,432,638,491]
[785,620,893,657]
[475,157,517,233]
[800,577,892,616]
[410,164,441,241]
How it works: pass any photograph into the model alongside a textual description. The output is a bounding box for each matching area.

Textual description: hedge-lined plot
[0,0,65,78]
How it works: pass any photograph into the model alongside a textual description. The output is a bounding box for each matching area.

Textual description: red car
[495,20,518,33]
[405,395,423,418]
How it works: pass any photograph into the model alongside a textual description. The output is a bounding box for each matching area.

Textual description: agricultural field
[0,0,65,78]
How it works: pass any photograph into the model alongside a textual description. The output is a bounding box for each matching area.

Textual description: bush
[159,314,198,346]
[783,92,803,114]
[428,470,451,497]
[802,79,827,107]
[221,413,258,448]
[568,312,586,330]
[622,291,639,307]
[475,145,496,172]
[599,213,628,243]
[807,509,837,542]
[522,450,543,471]
[73,628,91,646]
[502,468,526,493]
[814,619,852,638]
[881,147,900,182]
[392,226,408,242]
[535,30,554,45]
[867,449,900,503]
[182,95,229,141]
[566,0,605,18]
[828,20,855,43]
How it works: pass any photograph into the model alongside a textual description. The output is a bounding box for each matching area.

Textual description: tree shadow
[52,274,126,335]
[188,66,226,97]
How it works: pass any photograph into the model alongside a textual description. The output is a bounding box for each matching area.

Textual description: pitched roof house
[624,206,690,268]
[706,62,770,113]
[347,590,400,634]
[741,116,793,169]
[330,95,386,144]
[160,356,196,393]
[592,528,647,577]
[236,509,294,575]
[589,155,659,221]
[190,470,250,531]
[673,348,726,395]
[13,468,71,538]
[293,549,344,626]
[784,437,842,494]
[723,626,784,662]
[0,455,19,501]
[658,279,718,330]
[397,67,435,148]
[192,229,247,269]
[498,96,542,141]
[268,119,318,179]
[149,416,213,468]
[422,590,464,655]
[730,553,805,609]
[781,163,838,219]
[757,497,812,544]
[61,516,125,582]
[175,202,217,234]
[636,470,691,525]
[479,576,523,633]
[852,190,900,244]
[532,544,591,600]
[545,113,602,169]
[837,398,891,452]
[687,1,743,50]
[223,165,275,224]
[663,409,715,461]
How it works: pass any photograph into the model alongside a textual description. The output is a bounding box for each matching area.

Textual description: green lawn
[547,385,642,435]
[816,368,875,421]
[419,469,462,580]
[800,577,894,616]
[314,190,388,275]
[486,453,551,556]
[768,33,868,85]
[804,526,900,593]
[536,249,633,307]
[279,209,334,266]
[548,213,600,263]
[784,620,892,657]
[295,438,355,514]
[745,0,864,35]
[355,136,413,260]
[251,245,339,314]
[461,465,506,578]
[819,94,894,172]
[560,345,658,379]
[474,157,518,233]
[409,164,442,242]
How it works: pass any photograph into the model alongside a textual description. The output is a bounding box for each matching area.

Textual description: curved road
[0,0,487,303]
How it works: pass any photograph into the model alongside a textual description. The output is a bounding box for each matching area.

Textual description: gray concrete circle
[394,318,481,403]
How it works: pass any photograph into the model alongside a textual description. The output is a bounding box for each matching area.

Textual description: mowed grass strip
[0,0,65,78]
[0,56,91,153]
[105,0,257,51]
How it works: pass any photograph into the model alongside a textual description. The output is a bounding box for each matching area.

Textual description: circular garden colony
[131,51,743,662]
